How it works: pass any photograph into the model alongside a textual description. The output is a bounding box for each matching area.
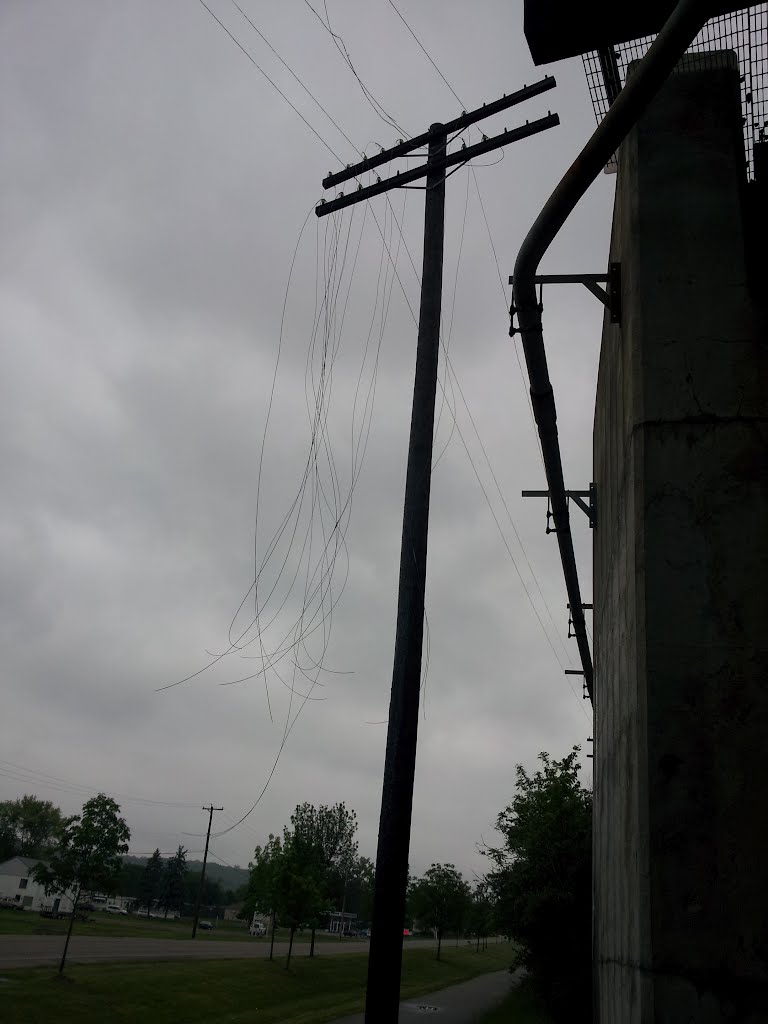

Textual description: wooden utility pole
[316,78,559,1022]
[192,804,222,938]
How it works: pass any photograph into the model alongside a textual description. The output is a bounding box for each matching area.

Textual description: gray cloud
[1,0,608,875]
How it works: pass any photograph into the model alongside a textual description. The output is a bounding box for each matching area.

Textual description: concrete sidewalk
[333,969,519,1023]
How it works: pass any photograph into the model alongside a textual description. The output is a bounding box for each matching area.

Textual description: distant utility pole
[191,804,223,939]
[316,77,559,1023]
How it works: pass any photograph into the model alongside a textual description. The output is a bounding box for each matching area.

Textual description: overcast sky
[1,0,613,879]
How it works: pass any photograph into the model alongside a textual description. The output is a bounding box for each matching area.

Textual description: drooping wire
[302,0,411,139]
[178,7,592,840]
[163,191,417,837]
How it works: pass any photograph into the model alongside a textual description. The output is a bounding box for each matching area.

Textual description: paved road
[0,935,437,969]
[333,970,519,1023]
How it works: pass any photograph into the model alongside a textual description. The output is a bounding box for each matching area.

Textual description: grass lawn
[479,980,553,1023]
[0,945,514,1024]
[0,911,335,944]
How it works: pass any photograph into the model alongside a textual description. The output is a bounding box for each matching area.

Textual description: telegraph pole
[365,123,446,1011]
[316,78,559,1022]
[192,804,223,938]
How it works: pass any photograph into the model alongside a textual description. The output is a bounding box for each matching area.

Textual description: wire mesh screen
[582,4,767,177]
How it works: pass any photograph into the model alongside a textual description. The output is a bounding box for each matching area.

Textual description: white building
[0,856,74,914]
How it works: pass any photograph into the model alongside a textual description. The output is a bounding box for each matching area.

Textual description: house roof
[0,856,45,874]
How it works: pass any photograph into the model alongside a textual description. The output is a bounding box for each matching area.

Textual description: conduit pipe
[511,0,710,703]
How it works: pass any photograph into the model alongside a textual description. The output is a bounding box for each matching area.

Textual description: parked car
[105,904,128,915]
[249,919,267,937]
[0,897,23,911]
[198,920,214,931]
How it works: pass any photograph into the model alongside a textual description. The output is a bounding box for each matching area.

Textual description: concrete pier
[593,54,768,1022]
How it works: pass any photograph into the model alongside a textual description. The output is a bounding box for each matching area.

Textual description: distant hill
[123,856,249,893]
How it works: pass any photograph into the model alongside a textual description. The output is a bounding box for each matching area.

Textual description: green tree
[117,860,145,901]
[243,834,285,961]
[138,849,163,918]
[409,863,470,960]
[0,795,65,860]
[33,794,130,974]
[284,802,358,954]
[273,845,324,970]
[160,846,187,918]
[484,748,592,1023]
[185,871,224,908]
[327,854,374,927]
[466,881,494,952]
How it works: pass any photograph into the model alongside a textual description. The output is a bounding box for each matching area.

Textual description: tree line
[121,850,244,916]
[241,749,592,1021]
[240,801,497,969]
[242,801,366,967]
[2,746,592,1018]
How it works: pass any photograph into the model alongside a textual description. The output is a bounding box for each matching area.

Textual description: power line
[363,192,580,687]
[184,7,590,841]
[228,0,360,156]
[440,347,575,670]
[203,207,393,838]
[386,0,464,109]
[369,175,574,669]
[375,10,581,697]
[469,164,544,465]
[0,759,201,810]
[381,0,546,466]
[301,0,410,138]
[195,0,342,162]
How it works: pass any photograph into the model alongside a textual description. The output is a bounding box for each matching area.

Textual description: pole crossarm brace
[322,75,556,189]
[317,114,559,217]
[509,264,622,323]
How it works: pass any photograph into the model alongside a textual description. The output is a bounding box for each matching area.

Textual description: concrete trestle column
[593,53,768,1022]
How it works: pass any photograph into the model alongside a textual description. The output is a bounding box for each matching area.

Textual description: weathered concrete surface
[593,54,768,1022]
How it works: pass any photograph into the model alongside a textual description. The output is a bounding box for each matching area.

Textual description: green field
[0,946,514,1024]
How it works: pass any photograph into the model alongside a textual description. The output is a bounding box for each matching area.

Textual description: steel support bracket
[509,264,621,324]
[565,669,591,701]
[522,482,597,529]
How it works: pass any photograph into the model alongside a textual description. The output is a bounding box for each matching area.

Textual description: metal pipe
[512,0,710,703]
